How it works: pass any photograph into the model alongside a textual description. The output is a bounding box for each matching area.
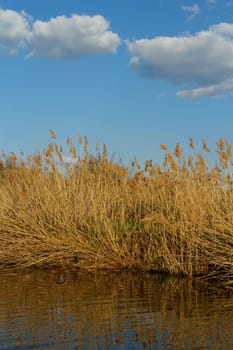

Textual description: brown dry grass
[0,131,233,287]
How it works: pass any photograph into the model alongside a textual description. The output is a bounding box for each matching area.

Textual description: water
[0,270,232,350]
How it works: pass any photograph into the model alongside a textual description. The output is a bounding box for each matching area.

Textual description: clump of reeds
[0,131,233,288]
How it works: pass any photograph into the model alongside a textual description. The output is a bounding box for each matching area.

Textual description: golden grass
[0,131,233,287]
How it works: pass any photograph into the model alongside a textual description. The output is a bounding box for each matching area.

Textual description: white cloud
[0,9,120,59]
[212,22,233,35]
[127,22,233,98]
[0,9,30,54]
[58,155,78,164]
[28,14,120,59]
[181,4,200,21]
[177,78,233,98]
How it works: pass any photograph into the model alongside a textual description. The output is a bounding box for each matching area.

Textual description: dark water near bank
[0,270,233,350]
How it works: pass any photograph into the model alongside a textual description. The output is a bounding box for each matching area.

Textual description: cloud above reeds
[181,3,200,21]
[27,14,120,59]
[0,9,30,54]
[127,22,233,98]
[1,7,233,98]
[0,8,120,59]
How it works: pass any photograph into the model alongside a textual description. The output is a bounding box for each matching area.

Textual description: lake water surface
[0,270,232,349]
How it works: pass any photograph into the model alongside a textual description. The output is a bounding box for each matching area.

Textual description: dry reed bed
[0,131,233,287]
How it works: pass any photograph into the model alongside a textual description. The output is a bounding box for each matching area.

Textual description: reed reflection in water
[0,270,233,349]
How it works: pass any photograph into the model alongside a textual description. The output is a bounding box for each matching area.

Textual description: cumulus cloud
[0,9,120,59]
[181,4,200,21]
[177,78,233,98]
[127,22,233,98]
[27,14,120,59]
[0,8,30,54]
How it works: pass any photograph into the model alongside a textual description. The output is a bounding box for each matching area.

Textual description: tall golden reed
[0,131,232,288]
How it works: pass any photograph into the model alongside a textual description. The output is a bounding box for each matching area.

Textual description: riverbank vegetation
[0,131,233,288]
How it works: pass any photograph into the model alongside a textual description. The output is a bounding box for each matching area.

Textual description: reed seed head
[160,144,167,151]
[189,138,194,149]
[49,129,56,139]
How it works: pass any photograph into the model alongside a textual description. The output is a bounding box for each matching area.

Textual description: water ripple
[0,271,233,349]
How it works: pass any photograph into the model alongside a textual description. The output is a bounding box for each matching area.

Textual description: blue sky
[1,0,233,165]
